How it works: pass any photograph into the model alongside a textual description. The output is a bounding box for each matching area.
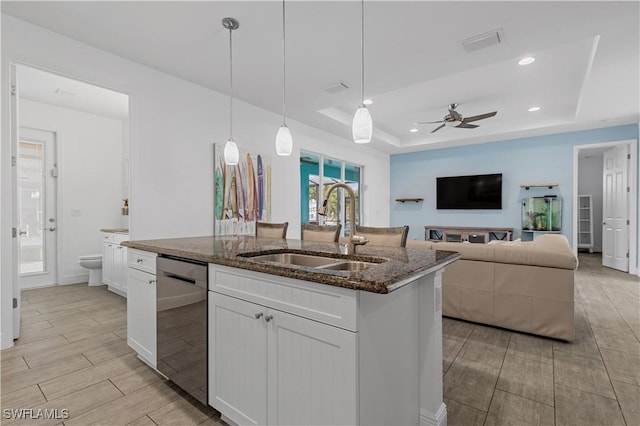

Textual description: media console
[425,226,513,244]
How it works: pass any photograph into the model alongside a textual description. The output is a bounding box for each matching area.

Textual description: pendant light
[223,17,240,165]
[352,0,372,144]
[275,0,293,156]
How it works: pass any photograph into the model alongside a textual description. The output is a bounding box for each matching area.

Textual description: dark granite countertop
[122,236,460,294]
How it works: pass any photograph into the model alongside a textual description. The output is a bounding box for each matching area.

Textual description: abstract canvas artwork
[214,144,272,236]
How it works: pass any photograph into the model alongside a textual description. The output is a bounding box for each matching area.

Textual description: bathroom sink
[243,251,383,272]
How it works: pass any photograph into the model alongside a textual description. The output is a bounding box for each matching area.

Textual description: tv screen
[437,173,502,209]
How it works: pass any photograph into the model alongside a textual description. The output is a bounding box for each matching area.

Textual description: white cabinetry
[208,264,444,426]
[127,248,157,367]
[209,292,357,426]
[578,194,594,252]
[102,232,129,296]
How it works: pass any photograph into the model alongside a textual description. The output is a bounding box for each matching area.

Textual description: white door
[602,145,629,272]
[267,308,357,426]
[209,292,268,426]
[17,127,58,288]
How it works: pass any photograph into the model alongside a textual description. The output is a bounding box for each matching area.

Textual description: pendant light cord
[282,0,287,125]
[229,26,234,139]
[360,0,365,105]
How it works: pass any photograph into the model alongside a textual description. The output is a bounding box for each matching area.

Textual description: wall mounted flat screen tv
[437,173,502,209]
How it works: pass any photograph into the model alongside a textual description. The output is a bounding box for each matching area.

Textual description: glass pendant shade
[352,105,373,144]
[275,125,293,156]
[224,138,239,165]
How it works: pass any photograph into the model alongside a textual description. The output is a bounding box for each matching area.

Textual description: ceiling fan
[414,103,497,134]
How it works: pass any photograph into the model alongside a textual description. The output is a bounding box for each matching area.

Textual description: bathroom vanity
[101,229,129,296]
[122,236,460,426]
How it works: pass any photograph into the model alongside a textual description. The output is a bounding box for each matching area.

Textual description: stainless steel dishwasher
[156,256,208,405]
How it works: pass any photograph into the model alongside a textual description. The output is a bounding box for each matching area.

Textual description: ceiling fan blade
[431,123,446,133]
[456,123,479,129]
[462,111,497,123]
[413,120,444,125]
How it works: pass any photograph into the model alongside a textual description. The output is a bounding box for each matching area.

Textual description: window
[300,152,362,236]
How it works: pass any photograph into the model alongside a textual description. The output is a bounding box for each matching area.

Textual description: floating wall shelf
[520,183,559,190]
[395,198,424,203]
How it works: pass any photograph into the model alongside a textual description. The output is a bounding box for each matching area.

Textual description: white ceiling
[3,1,638,154]
[17,65,129,120]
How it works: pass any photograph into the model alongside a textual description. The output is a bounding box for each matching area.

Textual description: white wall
[19,99,125,285]
[578,155,604,252]
[0,15,390,348]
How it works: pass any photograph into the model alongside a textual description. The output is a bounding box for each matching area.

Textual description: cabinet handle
[117,246,123,250]
[148,279,156,285]
[264,315,274,323]
[254,312,264,319]
[136,258,143,263]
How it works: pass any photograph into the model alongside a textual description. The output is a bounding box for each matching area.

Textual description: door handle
[19,230,27,235]
[42,227,56,231]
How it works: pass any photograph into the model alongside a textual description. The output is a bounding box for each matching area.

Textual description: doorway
[10,64,130,341]
[17,127,58,288]
[573,140,638,275]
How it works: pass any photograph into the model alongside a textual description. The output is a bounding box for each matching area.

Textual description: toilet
[78,254,103,286]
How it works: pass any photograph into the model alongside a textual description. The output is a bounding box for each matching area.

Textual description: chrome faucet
[318,182,368,254]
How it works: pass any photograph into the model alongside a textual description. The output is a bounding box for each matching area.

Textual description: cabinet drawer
[209,264,357,331]
[103,232,129,245]
[128,249,157,273]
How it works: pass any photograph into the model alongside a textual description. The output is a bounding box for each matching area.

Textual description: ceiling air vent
[462,28,505,53]
[324,81,349,94]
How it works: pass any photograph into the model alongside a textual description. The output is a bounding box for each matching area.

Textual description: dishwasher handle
[164,273,196,285]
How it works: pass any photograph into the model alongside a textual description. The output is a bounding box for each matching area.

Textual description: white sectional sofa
[407,234,578,341]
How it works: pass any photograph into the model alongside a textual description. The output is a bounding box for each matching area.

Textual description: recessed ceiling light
[518,57,535,66]
[409,128,418,133]
[363,99,373,105]
[528,106,541,112]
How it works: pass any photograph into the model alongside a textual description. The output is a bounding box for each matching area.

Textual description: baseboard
[220,415,238,426]
[60,272,90,285]
[108,286,127,298]
[420,403,447,426]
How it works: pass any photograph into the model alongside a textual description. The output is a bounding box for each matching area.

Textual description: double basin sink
[243,252,383,272]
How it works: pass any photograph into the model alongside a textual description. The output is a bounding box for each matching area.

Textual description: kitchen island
[122,236,460,426]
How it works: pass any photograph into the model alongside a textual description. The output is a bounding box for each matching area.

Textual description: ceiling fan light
[275,124,293,156]
[224,138,239,165]
[352,105,373,144]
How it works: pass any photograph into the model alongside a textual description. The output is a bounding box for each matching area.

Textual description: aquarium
[522,196,562,231]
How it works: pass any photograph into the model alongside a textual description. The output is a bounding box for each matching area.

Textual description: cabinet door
[209,293,268,426]
[102,243,114,285]
[113,245,127,294]
[127,268,156,366]
[267,308,357,426]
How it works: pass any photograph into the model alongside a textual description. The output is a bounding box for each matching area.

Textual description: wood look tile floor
[444,254,640,426]
[1,284,221,426]
[1,253,639,425]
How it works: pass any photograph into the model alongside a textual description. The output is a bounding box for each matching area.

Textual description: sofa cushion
[492,244,577,270]
[407,234,577,270]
